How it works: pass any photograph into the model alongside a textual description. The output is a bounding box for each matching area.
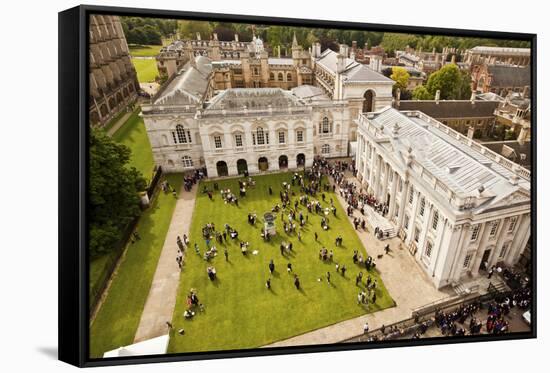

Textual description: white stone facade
[142,48,395,177]
[355,107,531,289]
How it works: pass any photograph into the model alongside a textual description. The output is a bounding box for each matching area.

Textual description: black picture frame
[58,4,537,367]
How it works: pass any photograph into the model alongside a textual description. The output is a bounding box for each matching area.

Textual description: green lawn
[129,44,162,57]
[90,174,184,358]
[112,110,155,182]
[168,172,393,353]
[132,58,159,83]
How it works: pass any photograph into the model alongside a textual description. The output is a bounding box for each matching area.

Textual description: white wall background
[0,0,546,371]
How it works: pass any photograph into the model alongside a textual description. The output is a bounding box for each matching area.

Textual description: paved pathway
[264,173,452,347]
[133,183,198,343]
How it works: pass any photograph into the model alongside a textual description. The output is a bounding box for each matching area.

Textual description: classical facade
[355,107,531,288]
[89,15,140,127]
[143,38,394,176]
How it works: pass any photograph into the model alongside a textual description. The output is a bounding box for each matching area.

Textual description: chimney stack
[395,88,401,108]
[235,34,239,42]
[435,89,441,104]
[196,32,201,41]
[337,53,346,73]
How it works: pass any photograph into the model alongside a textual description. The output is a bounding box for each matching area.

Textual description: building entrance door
[479,248,492,271]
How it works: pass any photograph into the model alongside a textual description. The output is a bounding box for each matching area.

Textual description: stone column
[396,180,408,230]
[405,188,421,246]
[388,170,398,218]
[373,155,382,197]
[416,202,434,262]
[506,214,530,265]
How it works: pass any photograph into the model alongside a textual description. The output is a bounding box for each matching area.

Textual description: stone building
[464,46,530,68]
[472,64,531,96]
[141,39,393,176]
[89,15,140,127]
[355,107,531,289]
[394,91,500,139]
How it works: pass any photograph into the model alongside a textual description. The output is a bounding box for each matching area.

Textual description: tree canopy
[89,128,147,257]
[412,85,433,100]
[425,64,471,100]
[121,17,176,45]
[390,66,410,92]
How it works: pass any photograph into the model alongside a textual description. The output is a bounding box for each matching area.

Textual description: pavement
[133,182,198,343]
[264,173,453,347]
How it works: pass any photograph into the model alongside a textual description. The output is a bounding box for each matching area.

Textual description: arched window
[182,155,193,168]
[278,72,283,81]
[287,72,292,81]
[270,72,275,81]
[173,124,191,144]
[320,117,331,134]
[321,144,330,154]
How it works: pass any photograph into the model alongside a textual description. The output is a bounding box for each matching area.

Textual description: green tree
[456,70,473,100]
[380,33,419,56]
[425,64,464,100]
[178,20,213,40]
[89,129,147,257]
[412,85,433,100]
[390,66,410,92]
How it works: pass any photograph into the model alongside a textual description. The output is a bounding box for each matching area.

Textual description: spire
[292,32,298,47]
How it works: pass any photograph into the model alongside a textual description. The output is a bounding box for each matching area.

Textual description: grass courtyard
[131,58,159,83]
[168,172,394,353]
[111,109,155,181]
[90,174,184,358]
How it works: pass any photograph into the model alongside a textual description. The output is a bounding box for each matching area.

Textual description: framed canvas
[58,4,536,367]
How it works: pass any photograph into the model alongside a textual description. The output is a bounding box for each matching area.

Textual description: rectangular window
[508,216,518,233]
[432,210,439,230]
[409,188,414,204]
[296,130,304,142]
[419,198,426,217]
[471,224,480,241]
[278,131,285,144]
[489,221,499,237]
[394,204,399,218]
[214,135,222,149]
[404,214,410,229]
[235,134,243,147]
[463,253,473,269]
[425,241,433,258]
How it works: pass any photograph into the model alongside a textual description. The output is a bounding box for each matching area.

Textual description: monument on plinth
[264,212,276,236]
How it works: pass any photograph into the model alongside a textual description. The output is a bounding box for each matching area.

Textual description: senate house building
[141,35,393,177]
[355,107,531,289]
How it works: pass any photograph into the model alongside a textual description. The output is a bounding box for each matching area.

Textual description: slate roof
[154,56,212,105]
[291,85,329,101]
[396,100,499,119]
[488,65,530,88]
[206,88,304,110]
[316,49,393,83]
[364,108,530,198]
